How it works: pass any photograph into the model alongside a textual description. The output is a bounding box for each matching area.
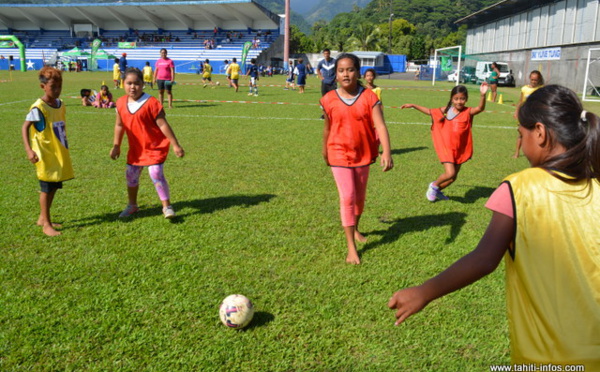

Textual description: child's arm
[513,92,525,119]
[470,82,489,116]
[400,103,431,115]
[388,211,513,325]
[110,114,125,160]
[156,112,184,158]
[372,104,393,172]
[21,121,39,163]
[322,111,330,166]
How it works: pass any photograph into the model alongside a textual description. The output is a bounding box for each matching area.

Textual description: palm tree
[347,23,382,51]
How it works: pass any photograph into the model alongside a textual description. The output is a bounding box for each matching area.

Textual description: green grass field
[2,69,598,371]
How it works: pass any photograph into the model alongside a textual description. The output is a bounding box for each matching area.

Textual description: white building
[457,0,600,92]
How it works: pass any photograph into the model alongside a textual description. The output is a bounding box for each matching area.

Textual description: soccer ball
[216,81,220,86]
[219,294,254,329]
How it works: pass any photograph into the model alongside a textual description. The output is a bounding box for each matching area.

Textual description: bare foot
[346,251,361,265]
[42,225,61,236]
[37,220,62,228]
[354,231,367,243]
[512,154,519,159]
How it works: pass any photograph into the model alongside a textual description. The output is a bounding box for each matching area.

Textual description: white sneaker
[163,205,176,219]
[119,204,139,218]
[248,92,253,96]
[426,183,438,202]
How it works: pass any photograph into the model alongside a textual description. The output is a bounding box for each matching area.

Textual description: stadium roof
[0,0,280,32]
[455,0,557,26]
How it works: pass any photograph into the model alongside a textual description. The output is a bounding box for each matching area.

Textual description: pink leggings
[331,166,370,227]
[126,164,170,201]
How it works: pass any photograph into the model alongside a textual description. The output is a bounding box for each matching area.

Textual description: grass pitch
[2,69,598,371]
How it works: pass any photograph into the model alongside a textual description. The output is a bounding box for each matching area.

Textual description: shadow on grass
[361,212,468,253]
[451,186,496,204]
[68,194,276,228]
[243,311,275,330]
[390,146,428,156]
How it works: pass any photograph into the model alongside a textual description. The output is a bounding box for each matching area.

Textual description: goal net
[429,46,462,86]
[582,48,600,102]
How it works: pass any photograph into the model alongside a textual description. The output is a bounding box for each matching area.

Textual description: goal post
[432,45,462,87]
[582,48,600,102]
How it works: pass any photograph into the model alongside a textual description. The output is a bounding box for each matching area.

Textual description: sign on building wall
[531,47,561,61]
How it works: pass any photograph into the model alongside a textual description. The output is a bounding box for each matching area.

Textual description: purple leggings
[126,164,170,201]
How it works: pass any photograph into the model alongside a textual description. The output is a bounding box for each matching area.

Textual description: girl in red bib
[321,53,393,265]
[401,83,488,201]
[110,67,184,219]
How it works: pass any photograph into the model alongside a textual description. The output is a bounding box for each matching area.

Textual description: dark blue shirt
[119,56,127,73]
[247,64,258,78]
[317,57,336,84]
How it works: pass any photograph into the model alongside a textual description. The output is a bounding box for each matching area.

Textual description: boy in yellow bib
[21,66,74,236]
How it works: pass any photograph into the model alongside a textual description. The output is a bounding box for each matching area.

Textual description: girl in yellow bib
[513,70,544,158]
[21,67,74,236]
[389,85,600,369]
[363,68,381,101]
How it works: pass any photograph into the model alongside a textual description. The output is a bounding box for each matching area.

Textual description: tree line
[288,0,497,60]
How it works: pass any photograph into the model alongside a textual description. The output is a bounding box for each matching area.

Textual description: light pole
[284,0,290,72]
[388,0,393,54]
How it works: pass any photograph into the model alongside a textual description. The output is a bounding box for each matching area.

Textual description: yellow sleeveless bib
[504,168,599,368]
[29,99,74,182]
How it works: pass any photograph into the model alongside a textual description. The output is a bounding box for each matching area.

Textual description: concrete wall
[465,42,600,94]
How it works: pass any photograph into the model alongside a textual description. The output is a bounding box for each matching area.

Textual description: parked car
[475,61,514,86]
[447,67,477,84]
[459,66,477,84]
[447,70,458,82]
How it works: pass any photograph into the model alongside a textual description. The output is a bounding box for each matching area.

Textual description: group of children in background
[22,54,599,368]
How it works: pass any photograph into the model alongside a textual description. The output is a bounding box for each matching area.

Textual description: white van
[475,61,514,86]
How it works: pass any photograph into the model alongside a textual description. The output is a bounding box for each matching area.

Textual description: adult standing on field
[489,62,500,102]
[317,49,336,97]
[119,53,128,82]
[154,48,175,109]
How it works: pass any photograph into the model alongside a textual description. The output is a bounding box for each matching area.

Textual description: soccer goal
[432,45,462,87]
[582,48,600,102]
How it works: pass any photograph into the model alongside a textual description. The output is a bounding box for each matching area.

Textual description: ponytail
[519,85,600,181]
[582,111,600,180]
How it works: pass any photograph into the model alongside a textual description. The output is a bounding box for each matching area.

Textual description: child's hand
[110,145,120,160]
[388,286,429,326]
[380,153,393,172]
[173,144,185,158]
[400,104,414,109]
[480,82,489,95]
[26,149,39,164]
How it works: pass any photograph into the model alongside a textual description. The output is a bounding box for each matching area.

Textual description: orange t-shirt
[430,107,473,164]
[321,88,380,167]
[116,94,170,166]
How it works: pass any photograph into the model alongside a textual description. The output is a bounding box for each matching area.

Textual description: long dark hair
[530,70,544,86]
[518,84,600,182]
[442,85,469,120]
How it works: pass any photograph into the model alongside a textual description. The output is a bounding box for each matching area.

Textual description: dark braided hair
[441,85,469,121]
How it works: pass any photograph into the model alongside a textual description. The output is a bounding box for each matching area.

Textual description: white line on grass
[73,110,516,130]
